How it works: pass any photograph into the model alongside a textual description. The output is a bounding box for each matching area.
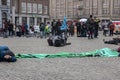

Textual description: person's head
[90,15,93,18]
[4,55,11,60]
[47,22,50,24]
[3,51,17,62]
[4,55,17,62]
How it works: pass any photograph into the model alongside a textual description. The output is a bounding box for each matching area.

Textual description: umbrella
[79,18,87,22]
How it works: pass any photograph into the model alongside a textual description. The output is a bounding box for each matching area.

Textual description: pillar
[27,17,30,27]
[110,0,113,20]
[12,6,15,24]
[35,17,37,25]
[41,17,44,23]
[98,0,102,18]
[19,16,22,25]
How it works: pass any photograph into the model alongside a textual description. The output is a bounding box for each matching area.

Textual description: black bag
[54,39,61,47]
[16,32,21,37]
[47,38,53,46]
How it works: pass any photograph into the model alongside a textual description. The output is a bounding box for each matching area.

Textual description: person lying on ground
[0,46,17,62]
[103,37,120,45]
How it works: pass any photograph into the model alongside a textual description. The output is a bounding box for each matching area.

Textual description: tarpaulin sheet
[16,48,119,58]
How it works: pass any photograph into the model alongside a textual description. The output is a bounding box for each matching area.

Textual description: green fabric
[16,48,119,58]
[96,48,119,57]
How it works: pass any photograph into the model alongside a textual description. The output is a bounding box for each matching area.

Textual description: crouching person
[0,46,17,62]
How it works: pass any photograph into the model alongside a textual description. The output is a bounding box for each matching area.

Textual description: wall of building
[0,0,10,28]
[50,0,76,20]
[11,0,50,27]
[81,0,120,20]
[50,0,120,21]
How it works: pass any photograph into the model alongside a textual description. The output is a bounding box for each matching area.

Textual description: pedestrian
[69,22,74,36]
[94,17,100,38]
[51,19,56,35]
[39,22,45,38]
[80,22,87,37]
[86,15,94,39]
[8,22,14,37]
[76,21,81,37]
[103,21,109,37]
[55,19,62,35]
[3,19,9,38]
[109,22,115,36]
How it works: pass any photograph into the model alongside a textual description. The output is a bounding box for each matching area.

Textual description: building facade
[50,0,79,20]
[0,0,10,28]
[10,0,49,26]
[50,0,120,21]
[79,0,120,20]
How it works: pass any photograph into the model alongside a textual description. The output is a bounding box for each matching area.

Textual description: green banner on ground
[16,48,119,58]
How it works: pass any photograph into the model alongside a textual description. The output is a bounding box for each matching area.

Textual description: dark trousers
[88,30,93,39]
[109,30,114,36]
[94,29,98,38]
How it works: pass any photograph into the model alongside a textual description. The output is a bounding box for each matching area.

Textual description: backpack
[47,36,54,46]
[54,38,61,47]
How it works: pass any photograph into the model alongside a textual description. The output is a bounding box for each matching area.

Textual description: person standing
[55,19,62,35]
[51,19,56,35]
[24,23,29,35]
[39,22,45,38]
[86,15,94,39]
[44,22,51,38]
[76,21,81,37]
[102,21,109,36]
[3,19,9,38]
[8,22,14,37]
[69,22,74,36]
[94,17,100,38]
[109,22,115,36]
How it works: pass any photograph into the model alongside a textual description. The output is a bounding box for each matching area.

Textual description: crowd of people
[0,15,120,62]
[0,15,116,39]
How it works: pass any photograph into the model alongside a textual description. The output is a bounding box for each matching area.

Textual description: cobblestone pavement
[0,32,120,80]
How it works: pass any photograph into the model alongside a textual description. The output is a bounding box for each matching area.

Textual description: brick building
[11,0,49,26]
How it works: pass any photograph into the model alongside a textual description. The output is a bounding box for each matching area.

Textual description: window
[113,8,120,15]
[22,2,26,13]
[33,3,37,13]
[29,17,34,26]
[27,3,32,13]
[93,8,98,15]
[44,6,48,15]
[85,9,90,15]
[22,17,27,24]
[102,8,110,15]
[2,0,7,5]
[37,18,42,25]
[113,0,120,15]
[38,4,42,14]
[2,12,7,19]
